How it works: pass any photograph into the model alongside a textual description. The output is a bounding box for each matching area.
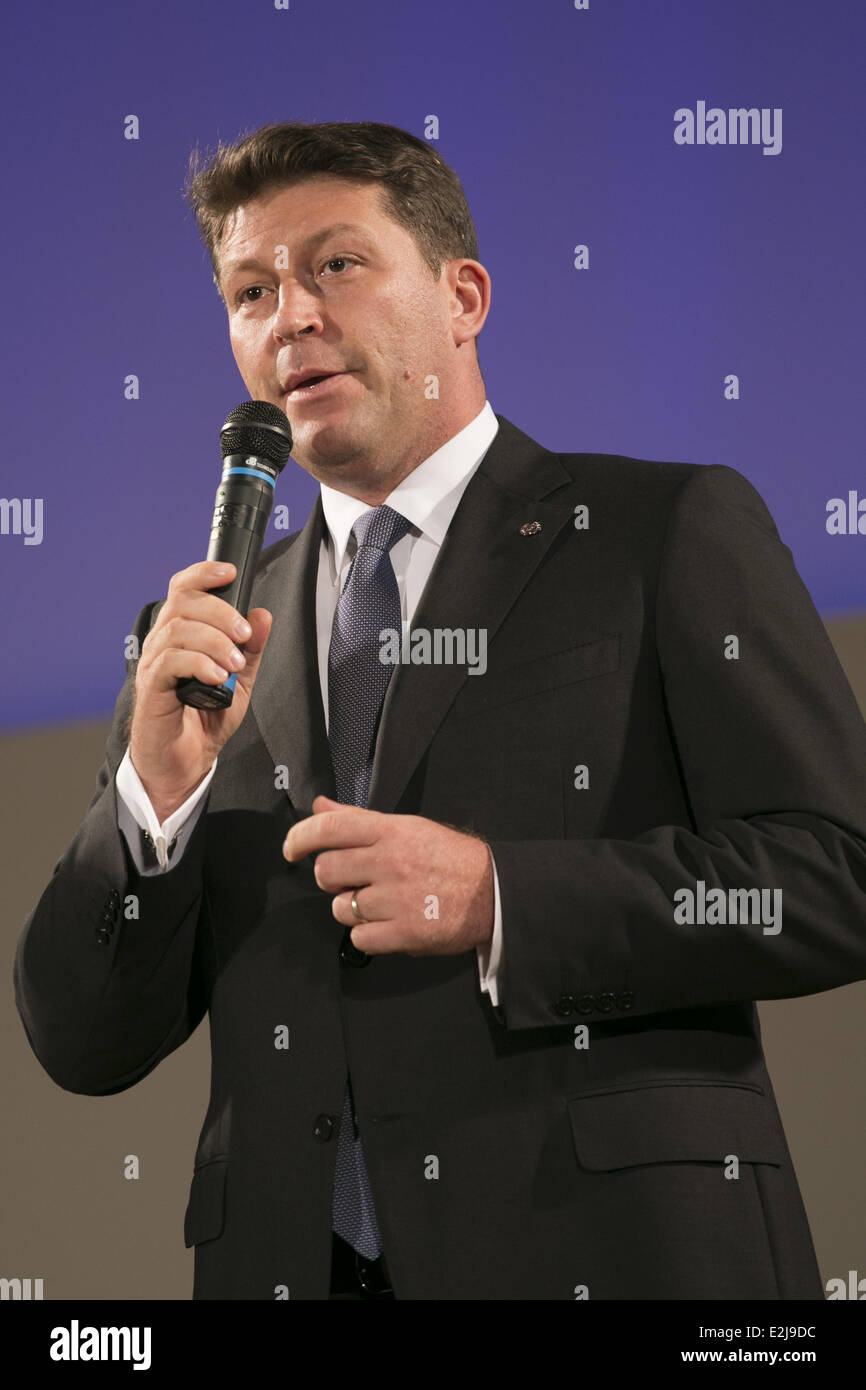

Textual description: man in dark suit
[15,121,866,1300]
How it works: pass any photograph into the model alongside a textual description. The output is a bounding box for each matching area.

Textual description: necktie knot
[351,504,412,556]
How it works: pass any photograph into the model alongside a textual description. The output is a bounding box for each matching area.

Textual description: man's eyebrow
[220,224,375,282]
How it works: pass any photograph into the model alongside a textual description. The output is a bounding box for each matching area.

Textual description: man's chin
[288,419,371,479]
[291,413,353,451]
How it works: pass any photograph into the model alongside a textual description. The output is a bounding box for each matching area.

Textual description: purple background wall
[1,0,863,730]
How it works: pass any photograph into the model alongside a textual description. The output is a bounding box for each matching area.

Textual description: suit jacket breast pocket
[183,1157,229,1248]
[451,632,621,722]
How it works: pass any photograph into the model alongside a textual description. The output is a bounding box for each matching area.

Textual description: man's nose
[272,279,324,342]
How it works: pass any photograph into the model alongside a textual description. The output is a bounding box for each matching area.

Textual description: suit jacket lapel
[367,414,574,812]
[249,493,336,819]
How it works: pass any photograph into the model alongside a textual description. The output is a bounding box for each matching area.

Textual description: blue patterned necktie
[327,503,412,1259]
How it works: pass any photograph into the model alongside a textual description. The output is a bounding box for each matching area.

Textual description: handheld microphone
[176,400,293,710]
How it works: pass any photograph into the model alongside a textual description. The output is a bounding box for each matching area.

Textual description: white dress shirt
[115,398,504,1005]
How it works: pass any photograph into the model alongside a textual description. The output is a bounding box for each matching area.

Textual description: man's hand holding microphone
[127,400,292,822]
[128,560,273,823]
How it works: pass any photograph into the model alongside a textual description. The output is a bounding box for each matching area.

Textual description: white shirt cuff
[476,845,503,1007]
[115,748,217,874]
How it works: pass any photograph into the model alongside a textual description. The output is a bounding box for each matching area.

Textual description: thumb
[235,607,273,691]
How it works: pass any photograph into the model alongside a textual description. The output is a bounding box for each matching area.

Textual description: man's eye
[238,286,267,304]
[319,257,355,276]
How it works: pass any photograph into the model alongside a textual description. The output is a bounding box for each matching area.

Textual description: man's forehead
[219,179,390,262]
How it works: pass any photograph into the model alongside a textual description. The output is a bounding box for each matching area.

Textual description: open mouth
[289,372,346,395]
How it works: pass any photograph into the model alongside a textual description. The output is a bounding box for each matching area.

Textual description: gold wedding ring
[350,892,366,924]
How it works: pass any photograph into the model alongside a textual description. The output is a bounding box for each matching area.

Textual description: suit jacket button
[313,1114,335,1141]
[552,995,575,1017]
[575,995,595,1015]
[340,928,371,969]
[95,928,111,946]
[616,991,635,1010]
[597,992,615,1013]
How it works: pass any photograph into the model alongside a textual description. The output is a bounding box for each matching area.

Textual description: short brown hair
[184,120,480,293]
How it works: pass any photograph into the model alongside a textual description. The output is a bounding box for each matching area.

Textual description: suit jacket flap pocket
[568,1082,787,1171]
[184,1157,228,1248]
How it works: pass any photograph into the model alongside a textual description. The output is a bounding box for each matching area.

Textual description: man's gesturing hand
[284,796,495,957]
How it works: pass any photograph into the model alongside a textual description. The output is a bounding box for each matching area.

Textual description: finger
[314,849,377,894]
[234,608,272,692]
[241,608,272,656]
[346,920,405,956]
[142,644,236,693]
[167,560,237,596]
[142,617,248,678]
[284,805,381,861]
[330,887,384,927]
[155,588,253,646]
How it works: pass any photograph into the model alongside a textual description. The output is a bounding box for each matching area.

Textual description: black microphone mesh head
[220,400,293,471]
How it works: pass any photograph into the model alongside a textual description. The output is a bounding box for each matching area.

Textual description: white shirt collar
[319,400,499,571]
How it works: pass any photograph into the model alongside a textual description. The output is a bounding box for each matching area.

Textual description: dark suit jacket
[15,413,866,1299]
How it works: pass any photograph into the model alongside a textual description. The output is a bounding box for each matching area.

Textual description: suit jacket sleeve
[13,599,212,1095]
[489,464,866,1029]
